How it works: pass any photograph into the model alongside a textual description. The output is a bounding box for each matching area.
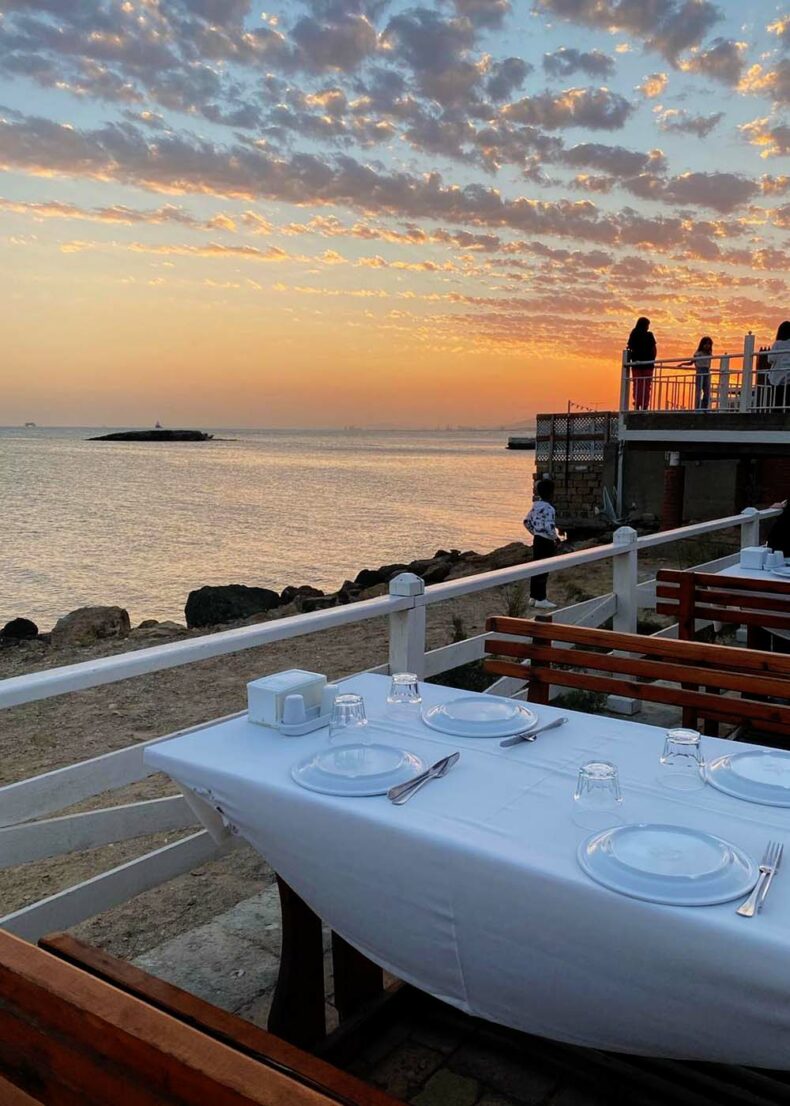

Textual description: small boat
[155,420,162,428]
[24,421,36,428]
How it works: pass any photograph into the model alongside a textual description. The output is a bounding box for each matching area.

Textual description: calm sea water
[0,427,535,627]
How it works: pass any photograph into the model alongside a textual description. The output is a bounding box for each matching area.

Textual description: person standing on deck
[524,477,559,609]
[627,317,657,410]
[680,336,713,410]
[768,321,790,409]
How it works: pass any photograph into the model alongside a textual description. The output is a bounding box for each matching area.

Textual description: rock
[298,594,339,612]
[280,585,324,605]
[184,585,280,629]
[354,568,385,589]
[138,618,159,628]
[408,556,452,585]
[421,559,453,585]
[131,620,186,638]
[1,617,38,639]
[376,563,410,582]
[51,606,131,647]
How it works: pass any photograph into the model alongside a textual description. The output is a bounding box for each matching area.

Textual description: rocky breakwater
[182,542,535,628]
[1,540,538,653]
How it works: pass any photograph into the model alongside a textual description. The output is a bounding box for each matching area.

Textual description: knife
[387,752,460,804]
[500,716,568,748]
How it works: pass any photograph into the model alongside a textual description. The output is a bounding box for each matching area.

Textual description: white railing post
[740,506,761,550]
[740,332,755,413]
[716,354,730,411]
[612,526,638,634]
[388,573,426,677]
[619,349,630,412]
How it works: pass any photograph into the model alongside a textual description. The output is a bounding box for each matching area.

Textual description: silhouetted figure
[768,321,790,409]
[627,317,657,411]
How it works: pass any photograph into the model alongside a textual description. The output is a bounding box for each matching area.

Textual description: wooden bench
[656,568,790,649]
[483,616,790,739]
[0,927,401,1106]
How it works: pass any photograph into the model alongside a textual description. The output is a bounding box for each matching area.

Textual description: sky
[0,0,788,428]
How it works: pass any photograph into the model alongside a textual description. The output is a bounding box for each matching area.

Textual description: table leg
[268,876,326,1048]
[331,932,384,1021]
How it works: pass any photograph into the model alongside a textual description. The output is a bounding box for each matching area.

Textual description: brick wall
[548,460,606,520]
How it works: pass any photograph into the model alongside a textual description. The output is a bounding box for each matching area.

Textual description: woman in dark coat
[627,317,657,411]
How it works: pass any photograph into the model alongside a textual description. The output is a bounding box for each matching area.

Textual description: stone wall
[551,460,606,520]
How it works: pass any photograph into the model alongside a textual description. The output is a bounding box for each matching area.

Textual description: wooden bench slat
[486,616,790,672]
[486,641,790,702]
[38,932,395,1106]
[660,569,790,595]
[656,587,790,614]
[0,930,363,1106]
[0,1074,44,1106]
[483,660,790,727]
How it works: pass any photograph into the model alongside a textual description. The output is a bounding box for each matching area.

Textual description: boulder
[407,556,453,585]
[1,617,38,639]
[280,585,324,606]
[131,620,187,638]
[376,563,410,582]
[337,580,363,605]
[185,585,280,629]
[420,559,453,585]
[298,594,339,612]
[51,606,131,647]
[354,568,385,589]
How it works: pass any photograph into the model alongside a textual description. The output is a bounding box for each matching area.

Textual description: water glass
[329,693,370,746]
[658,728,705,790]
[387,672,422,705]
[573,761,623,830]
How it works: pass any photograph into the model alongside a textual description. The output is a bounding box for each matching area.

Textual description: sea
[0,427,536,628]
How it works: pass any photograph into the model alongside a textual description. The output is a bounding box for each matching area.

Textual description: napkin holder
[248,670,327,728]
[740,546,767,570]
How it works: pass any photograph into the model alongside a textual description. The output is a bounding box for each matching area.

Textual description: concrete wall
[623,451,741,521]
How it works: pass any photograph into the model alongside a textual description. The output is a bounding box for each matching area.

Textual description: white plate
[291,743,425,797]
[422,695,538,738]
[706,749,790,806]
[772,566,790,578]
[578,823,756,905]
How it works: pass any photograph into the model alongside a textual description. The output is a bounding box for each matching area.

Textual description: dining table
[144,672,790,1069]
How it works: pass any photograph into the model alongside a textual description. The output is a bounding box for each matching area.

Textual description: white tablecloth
[145,673,790,1067]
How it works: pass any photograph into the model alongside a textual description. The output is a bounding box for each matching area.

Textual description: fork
[737,841,783,917]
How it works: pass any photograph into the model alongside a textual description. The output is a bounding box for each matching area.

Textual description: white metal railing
[0,507,777,941]
[619,332,788,415]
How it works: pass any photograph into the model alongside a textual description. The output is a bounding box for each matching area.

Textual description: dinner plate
[706,749,790,806]
[291,743,425,797]
[578,823,756,905]
[421,695,538,738]
[772,566,790,578]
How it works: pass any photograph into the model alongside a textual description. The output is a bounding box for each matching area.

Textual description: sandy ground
[0,531,736,956]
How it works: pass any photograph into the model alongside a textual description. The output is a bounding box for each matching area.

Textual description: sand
[0,531,735,956]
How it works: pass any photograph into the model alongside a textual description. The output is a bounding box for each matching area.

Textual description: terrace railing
[0,507,777,942]
[619,333,788,415]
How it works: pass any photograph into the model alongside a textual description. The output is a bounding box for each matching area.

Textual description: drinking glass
[387,672,422,706]
[573,761,623,830]
[658,728,705,790]
[329,693,370,746]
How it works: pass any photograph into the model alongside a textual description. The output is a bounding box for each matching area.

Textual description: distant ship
[24,421,36,428]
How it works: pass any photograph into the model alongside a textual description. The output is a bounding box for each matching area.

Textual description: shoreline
[1,515,626,641]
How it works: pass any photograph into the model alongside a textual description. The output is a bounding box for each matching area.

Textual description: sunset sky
[0,0,788,427]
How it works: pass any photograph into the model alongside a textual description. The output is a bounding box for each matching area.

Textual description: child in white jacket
[524,478,559,609]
